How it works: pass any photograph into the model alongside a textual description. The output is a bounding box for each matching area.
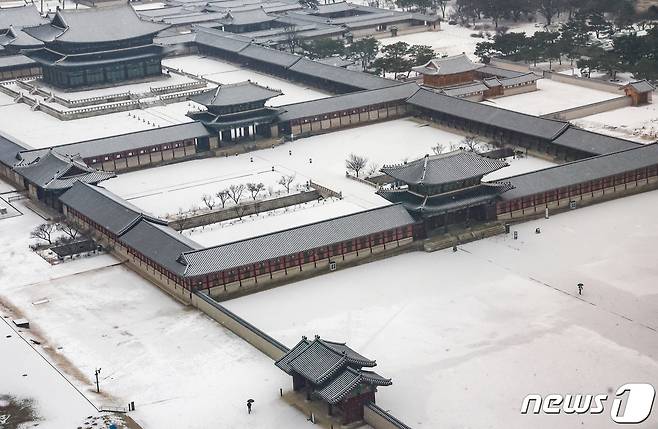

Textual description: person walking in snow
[577,283,583,295]
[247,399,254,414]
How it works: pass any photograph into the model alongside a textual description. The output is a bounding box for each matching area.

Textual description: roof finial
[314,334,320,340]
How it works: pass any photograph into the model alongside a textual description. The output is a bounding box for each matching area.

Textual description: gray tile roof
[499,73,541,87]
[193,25,253,52]
[0,4,47,30]
[0,54,36,69]
[277,82,420,121]
[624,80,655,93]
[412,54,483,76]
[119,219,200,275]
[316,367,391,404]
[18,122,211,163]
[288,340,348,385]
[239,44,301,68]
[477,64,525,79]
[441,82,488,97]
[218,8,276,25]
[288,58,398,90]
[180,204,415,277]
[13,150,115,190]
[552,127,641,156]
[59,182,164,236]
[24,4,169,44]
[381,151,508,185]
[0,132,27,167]
[498,142,658,200]
[191,81,282,106]
[407,88,569,140]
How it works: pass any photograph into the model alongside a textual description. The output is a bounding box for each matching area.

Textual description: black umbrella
[247,399,255,404]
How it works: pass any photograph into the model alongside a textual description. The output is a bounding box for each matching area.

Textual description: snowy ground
[0,317,98,429]
[185,198,364,246]
[482,79,619,116]
[105,119,553,217]
[162,55,329,106]
[0,193,314,429]
[0,91,193,148]
[380,21,539,58]
[575,100,658,143]
[224,190,658,429]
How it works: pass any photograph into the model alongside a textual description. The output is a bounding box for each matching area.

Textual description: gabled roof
[316,367,391,404]
[551,127,640,156]
[59,182,164,236]
[18,122,211,163]
[276,336,376,384]
[179,204,415,277]
[240,43,301,68]
[288,57,397,90]
[190,81,282,107]
[23,4,169,44]
[119,219,201,275]
[499,72,541,87]
[499,142,658,200]
[0,5,47,31]
[621,80,655,94]
[218,8,276,25]
[12,150,115,190]
[0,132,28,168]
[381,151,508,186]
[277,82,419,121]
[441,82,488,97]
[193,25,253,52]
[407,88,569,140]
[412,54,483,76]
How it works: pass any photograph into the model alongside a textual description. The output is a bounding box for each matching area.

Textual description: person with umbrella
[577,283,584,295]
[247,399,254,414]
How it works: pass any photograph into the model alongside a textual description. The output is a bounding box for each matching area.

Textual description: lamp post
[95,368,101,393]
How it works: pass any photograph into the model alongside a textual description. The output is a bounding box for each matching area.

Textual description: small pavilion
[620,80,655,106]
[188,80,282,144]
[377,150,512,232]
[276,335,392,425]
[412,54,483,88]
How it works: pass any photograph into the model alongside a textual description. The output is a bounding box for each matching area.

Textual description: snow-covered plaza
[482,78,620,116]
[224,190,658,429]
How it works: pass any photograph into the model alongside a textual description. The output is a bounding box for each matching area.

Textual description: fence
[543,71,623,94]
[169,190,321,230]
[540,96,631,121]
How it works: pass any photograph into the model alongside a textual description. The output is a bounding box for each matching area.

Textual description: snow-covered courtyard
[575,101,658,143]
[482,79,619,116]
[162,55,329,106]
[224,190,658,429]
[0,195,314,429]
[105,119,554,218]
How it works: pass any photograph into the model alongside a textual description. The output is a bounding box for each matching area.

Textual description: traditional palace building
[188,81,282,143]
[276,336,392,425]
[24,5,168,88]
[378,151,511,231]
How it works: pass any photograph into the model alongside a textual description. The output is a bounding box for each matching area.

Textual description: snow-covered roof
[0,4,47,31]
[622,80,655,93]
[407,88,569,141]
[441,82,488,97]
[412,54,483,76]
[23,4,169,44]
[552,127,640,156]
[191,81,282,107]
[381,151,508,186]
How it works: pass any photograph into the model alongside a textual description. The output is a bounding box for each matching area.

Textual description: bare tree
[216,190,230,208]
[233,204,248,220]
[365,162,380,178]
[172,208,192,232]
[228,184,245,204]
[432,143,446,155]
[201,194,216,210]
[30,223,55,245]
[346,153,368,177]
[247,182,265,201]
[56,222,80,240]
[283,24,300,54]
[460,135,480,153]
[277,174,296,194]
